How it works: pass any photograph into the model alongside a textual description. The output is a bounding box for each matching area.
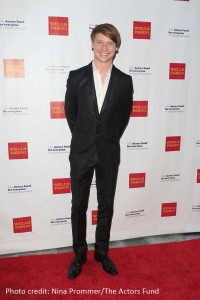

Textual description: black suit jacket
[65,62,133,167]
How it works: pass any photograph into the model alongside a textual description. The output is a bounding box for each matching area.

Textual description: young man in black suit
[65,23,133,279]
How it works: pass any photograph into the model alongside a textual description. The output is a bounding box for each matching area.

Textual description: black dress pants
[70,153,119,255]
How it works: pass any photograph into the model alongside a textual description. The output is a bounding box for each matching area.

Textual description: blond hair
[91,23,121,49]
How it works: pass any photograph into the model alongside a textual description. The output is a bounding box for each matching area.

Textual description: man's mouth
[99,52,109,56]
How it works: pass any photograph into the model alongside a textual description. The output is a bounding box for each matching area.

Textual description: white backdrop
[0,0,200,255]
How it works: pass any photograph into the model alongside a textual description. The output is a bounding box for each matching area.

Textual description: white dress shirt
[92,61,112,112]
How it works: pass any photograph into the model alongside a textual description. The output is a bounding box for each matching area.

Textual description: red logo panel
[52,178,71,194]
[131,101,148,117]
[129,173,146,188]
[169,63,186,80]
[4,59,25,78]
[48,17,68,36]
[50,102,65,119]
[13,216,32,233]
[197,169,200,183]
[92,210,98,225]
[165,136,181,152]
[161,203,177,217]
[133,21,151,39]
[8,142,28,159]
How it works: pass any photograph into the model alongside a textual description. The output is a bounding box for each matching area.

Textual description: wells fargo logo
[4,59,25,78]
[129,173,146,188]
[52,178,71,194]
[161,203,177,217]
[13,216,32,233]
[165,136,181,152]
[8,142,28,159]
[131,101,148,117]
[48,17,68,36]
[169,63,186,80]
[50,101,65,119]
[133,21,151,39]
[92,210,98,225]
[197,169,200,183]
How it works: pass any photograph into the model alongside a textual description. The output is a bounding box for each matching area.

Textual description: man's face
[92,33,117,65]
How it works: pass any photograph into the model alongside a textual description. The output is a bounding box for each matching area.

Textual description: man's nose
[102,43,108,51]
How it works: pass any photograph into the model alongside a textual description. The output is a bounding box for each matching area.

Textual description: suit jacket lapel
[86,63,118,118]
[87,63,99,118]
[100,65,117,115]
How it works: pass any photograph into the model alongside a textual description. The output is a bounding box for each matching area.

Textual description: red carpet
[1,239,200,300]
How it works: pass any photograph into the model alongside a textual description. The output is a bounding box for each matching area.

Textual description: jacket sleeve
[119,77,134,138]
[64,72,77,133]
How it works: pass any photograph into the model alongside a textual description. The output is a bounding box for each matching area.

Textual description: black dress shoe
[68,253,87,279]
[94,252,118,275]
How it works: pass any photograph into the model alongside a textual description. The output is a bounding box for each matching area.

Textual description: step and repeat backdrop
[0,0,200,255]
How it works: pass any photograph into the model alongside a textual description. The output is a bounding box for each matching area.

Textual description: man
[65,23,133,279]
